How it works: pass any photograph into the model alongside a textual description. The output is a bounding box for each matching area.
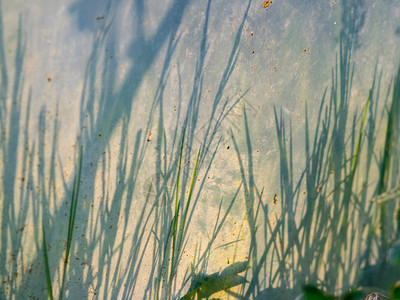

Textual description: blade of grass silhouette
[156,212,175,299]
[230,105,261,295]
[272,106,305,288]
[377,64,400,250]
[59,146,83,300]
[169,134,185,293]
[245,221,282,298]
[42,225,54,300]
[213,239,245,250]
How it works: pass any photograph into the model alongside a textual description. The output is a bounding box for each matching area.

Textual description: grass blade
[169,135,185,291]
[59,146,83,300]
[177,148,201,255]
[42,225,54,300]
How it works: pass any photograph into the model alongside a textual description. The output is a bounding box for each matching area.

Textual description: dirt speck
[264,1,272,8]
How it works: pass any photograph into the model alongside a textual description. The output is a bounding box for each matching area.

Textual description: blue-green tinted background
[1,0,400,299]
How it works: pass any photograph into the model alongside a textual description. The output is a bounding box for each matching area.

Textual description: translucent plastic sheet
[1,0,400,299]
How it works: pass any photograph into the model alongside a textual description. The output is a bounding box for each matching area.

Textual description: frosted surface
[1,0,400,299]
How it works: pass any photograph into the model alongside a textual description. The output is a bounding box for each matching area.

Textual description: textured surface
[0,0,399,299]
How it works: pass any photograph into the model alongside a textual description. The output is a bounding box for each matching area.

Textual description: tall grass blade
[338,94,370,235]
[169,135,185,293]
[178,148,200,253]
[42,225,54,300]
[169,142,201,297]
[377,65,400,250]
[59,146,83,300]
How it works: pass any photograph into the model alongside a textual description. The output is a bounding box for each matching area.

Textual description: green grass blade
[336,94,370,258]
[177,148,200,254]
[169,135,185,292]
[59,146,83,300]
[349,93,370,189]
[42,225,54,300]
